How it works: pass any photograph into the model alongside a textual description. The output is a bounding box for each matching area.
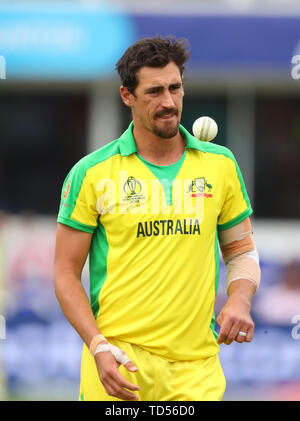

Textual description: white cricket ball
[192,116,218,142]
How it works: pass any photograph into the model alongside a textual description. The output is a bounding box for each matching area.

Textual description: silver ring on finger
[238,331,247,337]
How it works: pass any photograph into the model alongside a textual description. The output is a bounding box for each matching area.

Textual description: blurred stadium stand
[0,0,300,401]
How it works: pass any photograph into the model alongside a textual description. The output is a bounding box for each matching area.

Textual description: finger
[217,312,231,344]
[124,361,138,372]
[225,322,241,345]
[245,324,254,342]
[105,378,139,401]
[217,319,234,345]
[96,354,140,399]
[236,328,248,343]
[110,345,135,368]
[216,312,224,328]
[111,385,139,401]
[111,368,141,392]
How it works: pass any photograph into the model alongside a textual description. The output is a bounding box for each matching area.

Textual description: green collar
[119,121,206,157]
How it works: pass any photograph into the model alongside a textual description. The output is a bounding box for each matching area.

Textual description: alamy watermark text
[291,315,300,339]
[291,55,300,80]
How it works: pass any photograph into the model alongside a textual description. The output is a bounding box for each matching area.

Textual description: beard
[152,108,180,139]
[152,122,179,139]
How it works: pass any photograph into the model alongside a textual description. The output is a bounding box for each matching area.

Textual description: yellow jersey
[57,122,252,361]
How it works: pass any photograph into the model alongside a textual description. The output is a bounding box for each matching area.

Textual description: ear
[120,86,135,107]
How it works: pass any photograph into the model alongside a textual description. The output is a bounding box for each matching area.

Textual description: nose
[161,90,175,108]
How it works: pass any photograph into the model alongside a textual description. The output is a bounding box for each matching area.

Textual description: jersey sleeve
[57,161,99,233]
[218,151,253,230]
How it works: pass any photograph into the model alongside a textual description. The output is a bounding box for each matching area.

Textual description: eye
[149,89,159,94]
[170,84,182,92]
[146,86,162,95]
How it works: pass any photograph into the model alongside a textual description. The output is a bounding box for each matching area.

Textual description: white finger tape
[238,331,247,337]
[94,343,131,366]
[110,344,131,366]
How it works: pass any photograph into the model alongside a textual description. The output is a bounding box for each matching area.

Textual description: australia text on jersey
[136,218,201,238]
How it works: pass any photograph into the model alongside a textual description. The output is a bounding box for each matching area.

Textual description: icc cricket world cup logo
[123,176,144,205]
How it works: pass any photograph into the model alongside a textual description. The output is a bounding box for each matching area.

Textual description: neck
[132,121,186,166]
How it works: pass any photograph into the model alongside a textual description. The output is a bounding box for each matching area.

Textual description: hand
[94,342,141,401]
[216,294,254,345]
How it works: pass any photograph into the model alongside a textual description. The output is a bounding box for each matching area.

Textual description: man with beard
[54,36,260,401]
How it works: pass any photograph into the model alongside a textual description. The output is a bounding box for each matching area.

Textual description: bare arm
[54,223,99,346]
[54,223,140,400]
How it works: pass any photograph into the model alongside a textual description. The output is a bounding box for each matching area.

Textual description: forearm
[54,271,100,348]
[227,278,257,309]
[218,218,261,302]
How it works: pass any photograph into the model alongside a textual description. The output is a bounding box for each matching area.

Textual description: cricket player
[54,36,261,401]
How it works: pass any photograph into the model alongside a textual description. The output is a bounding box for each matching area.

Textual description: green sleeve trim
[57,216,96,234]
[89,220,109,319]
[202,144,252,211]
[213,228,220,297]
[202,145,252,230]
[210,313,218,340]
[210,228,220,340]
[218,207,253,231]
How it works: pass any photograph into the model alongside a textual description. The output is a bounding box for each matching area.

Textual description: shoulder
[201,142,235,161]
[200,143,241,175]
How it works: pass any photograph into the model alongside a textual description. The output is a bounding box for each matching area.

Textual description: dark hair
[116,35,190,94]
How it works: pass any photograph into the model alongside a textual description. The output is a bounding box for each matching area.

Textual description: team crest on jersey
[123,176,145,205]
[187,177,213,198]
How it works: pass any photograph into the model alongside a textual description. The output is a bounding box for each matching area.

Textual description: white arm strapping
[224,248,261,293]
